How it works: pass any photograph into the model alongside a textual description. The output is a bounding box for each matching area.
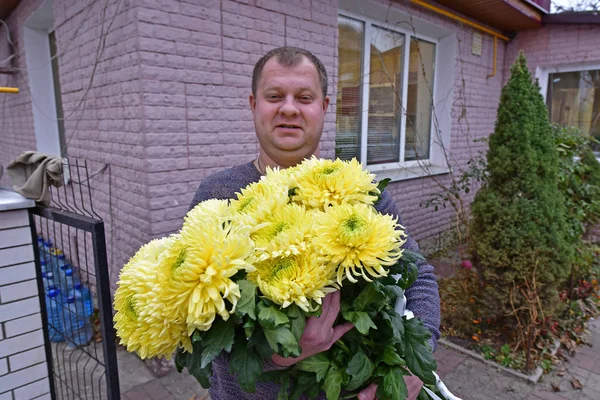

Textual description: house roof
[543,11,600,24]
[434,0,546,33]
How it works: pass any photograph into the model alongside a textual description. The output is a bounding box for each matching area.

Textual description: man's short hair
[252,46,328,99]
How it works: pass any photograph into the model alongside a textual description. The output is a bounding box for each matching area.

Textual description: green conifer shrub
[469,53,574,323]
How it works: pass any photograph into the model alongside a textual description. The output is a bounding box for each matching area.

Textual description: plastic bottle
[43,239,53,255]
[46,288,65,342]
[62,295,93,346]
[40,259,49,275]
[62,268,80,295]
[43,272,58,293]
[49,248,64,274]
[70,282,93,318]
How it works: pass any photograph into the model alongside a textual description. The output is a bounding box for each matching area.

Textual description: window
[545,68,600,154]
[336,14,437,168]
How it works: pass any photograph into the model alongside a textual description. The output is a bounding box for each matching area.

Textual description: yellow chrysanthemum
[230,177,289,228]
[184,199,231,230]
[293,157,379,209]
[312,203,406,284]
[247,252,335,312]
[167,214,255,333]
[114,238,192,359]
[251,203,313,261]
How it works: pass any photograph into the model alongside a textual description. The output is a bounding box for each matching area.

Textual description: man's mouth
[277,124,302,129]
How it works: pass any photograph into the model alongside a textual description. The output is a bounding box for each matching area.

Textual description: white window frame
[536,62,600,159]
[338,0,456,182]
[23,0,65,158]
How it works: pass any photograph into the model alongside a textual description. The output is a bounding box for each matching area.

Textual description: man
[189,46,441,400]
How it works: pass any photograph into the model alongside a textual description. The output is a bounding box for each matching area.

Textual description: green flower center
[343,213,366,233]
[317,165,340,178]
[171,248,186,273]
[262,257,297,284]
[125,295,138,319]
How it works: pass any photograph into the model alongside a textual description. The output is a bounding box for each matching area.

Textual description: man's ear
[322,95,330,112]
[249,94,256,115]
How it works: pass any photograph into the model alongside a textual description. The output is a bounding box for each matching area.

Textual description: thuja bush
[469,53,574,324]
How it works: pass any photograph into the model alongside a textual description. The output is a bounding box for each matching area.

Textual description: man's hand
[271,291,354,367]
[357,375,424,400]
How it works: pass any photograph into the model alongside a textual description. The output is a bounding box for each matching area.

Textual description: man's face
[249,57,330,168]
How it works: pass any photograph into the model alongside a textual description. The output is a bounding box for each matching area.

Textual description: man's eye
[299,96,313,102]
[267,95,281,100]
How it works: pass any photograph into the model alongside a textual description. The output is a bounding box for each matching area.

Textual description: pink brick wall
[1,0,515,287]
[505,24,600,79]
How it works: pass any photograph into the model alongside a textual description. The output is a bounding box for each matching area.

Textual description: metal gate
[29,160,120,400]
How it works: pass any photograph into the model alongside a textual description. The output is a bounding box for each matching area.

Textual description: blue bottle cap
[48,288,59,297]
[41,272,47,278]
[40,260,47,265]
[66,296,75,303]
[58,254,66,260]
[74,283,82,290]
[65,269,73,276]
[46,272,54,279]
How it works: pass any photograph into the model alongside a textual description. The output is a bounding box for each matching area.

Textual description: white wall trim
[23,0,62,157]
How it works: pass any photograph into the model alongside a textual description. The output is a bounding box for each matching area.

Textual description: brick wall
[0,204,51,400]
[136,0,339,240]
[506,24,600,79]
[0,0,512,288]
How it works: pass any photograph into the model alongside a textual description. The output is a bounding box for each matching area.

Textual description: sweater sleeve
[375,190,441,351]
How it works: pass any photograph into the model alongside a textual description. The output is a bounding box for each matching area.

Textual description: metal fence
[29,160,120,400]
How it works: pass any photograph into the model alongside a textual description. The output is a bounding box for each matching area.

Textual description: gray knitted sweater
[189,161,441,400]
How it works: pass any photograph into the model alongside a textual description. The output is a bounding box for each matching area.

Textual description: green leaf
[381,284,404,303]
[277,371,291,400]
[342,311,377,335]
[401,318,437,385]
[200,318,235,368]
[396,263,419,290]
[236,280,257,319]
[377,367,408,400]
[229,339,263,393]
[382,344,406,366]
[188,360,212,388]
[382,310,404,338]
[323,364,345,400]
[290,315,306,342]
[353,283,386,311]
[296,353,331,382]
[243,318,255,339]
[264,326,301,357]
[290,372,320,400]
[345,351,375,391]
[258,305,290,329]
[249,329,274,360]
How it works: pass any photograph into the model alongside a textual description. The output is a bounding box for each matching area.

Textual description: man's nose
[279,96,299,117]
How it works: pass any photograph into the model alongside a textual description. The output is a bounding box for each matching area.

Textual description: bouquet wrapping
[114,157,438,399]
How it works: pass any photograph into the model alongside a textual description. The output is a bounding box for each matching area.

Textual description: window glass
[405,38,435,161]
[547,69,600,154]
[367,25,405,165]
[336,16,364,161]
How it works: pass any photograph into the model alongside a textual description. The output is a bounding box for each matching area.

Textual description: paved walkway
[119,319,600,400]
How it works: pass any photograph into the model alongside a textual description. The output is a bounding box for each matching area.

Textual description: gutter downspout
[408,0,510,78]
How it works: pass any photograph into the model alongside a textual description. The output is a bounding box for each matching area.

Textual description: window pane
[404,38,435,161]
[547,69,600,154]
[49,31,67,157]
[336,16,364,162]
[367,26,404,165]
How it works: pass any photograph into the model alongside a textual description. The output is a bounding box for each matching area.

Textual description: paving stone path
[119,319,600,400]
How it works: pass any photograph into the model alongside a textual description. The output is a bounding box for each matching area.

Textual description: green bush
[553,125,600,243]
[469,53,573,322]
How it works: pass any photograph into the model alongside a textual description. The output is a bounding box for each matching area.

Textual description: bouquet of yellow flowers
[114,157,439,399]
